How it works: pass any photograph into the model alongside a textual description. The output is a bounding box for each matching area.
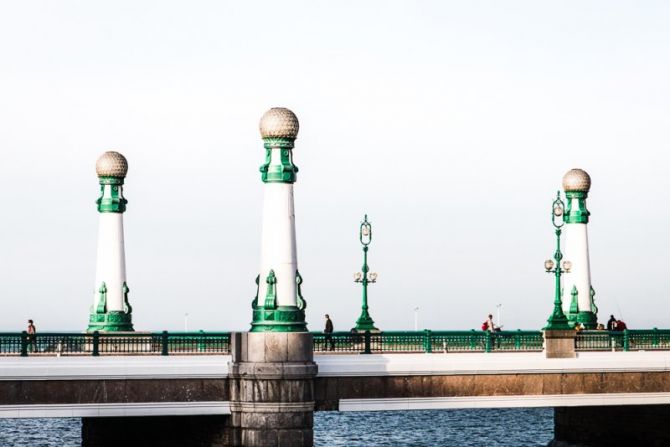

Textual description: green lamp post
[353,215,379,332]
[543,191,573,330]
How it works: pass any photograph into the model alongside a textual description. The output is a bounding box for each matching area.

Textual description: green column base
[87,311,134,332]
[575,311,598,330]
[251,306,307,332]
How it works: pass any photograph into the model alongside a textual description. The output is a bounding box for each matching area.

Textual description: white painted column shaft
[258,176,298,307]
[562,220,592,315]
[93,186,127,312]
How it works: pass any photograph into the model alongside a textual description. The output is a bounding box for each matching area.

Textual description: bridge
[2,330,670,446]
[4,107,668,447]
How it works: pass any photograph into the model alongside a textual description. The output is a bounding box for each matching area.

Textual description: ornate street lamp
[353,214,379,332]
[543,192,573,330]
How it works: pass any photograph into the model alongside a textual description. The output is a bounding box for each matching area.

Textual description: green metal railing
[313,330,544,353]
[575,329,670,352]
[0,332,231,357]
[4,329,670,357]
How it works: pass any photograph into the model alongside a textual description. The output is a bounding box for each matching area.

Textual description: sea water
[0,408,553,446]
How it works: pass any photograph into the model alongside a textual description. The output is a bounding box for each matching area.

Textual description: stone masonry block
[253,363,284,378]
[287,333,313,362]
[264,333,289,362]
[247,333,267,363]
[544,330,576,358]
[230,332,242,362]
[243,428,279,447]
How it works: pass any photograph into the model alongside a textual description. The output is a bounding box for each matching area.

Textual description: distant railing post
[198,330,205,352]
[161,331,169,356]
[485,331,492,353]
[623,329,630,352]
[423,329,432,353]
[92,331,100,356]
[653,327,659,347]
[363,330,371,354]
[515,330,521,349]
[20,331,28,357]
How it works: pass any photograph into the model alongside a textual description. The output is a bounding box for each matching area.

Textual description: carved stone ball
[259,107,299,140]
[96,151,128,178]
[562,168,591,192]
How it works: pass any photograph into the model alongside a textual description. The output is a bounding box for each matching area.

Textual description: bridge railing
[4,329,670,356]
[0,332,231,356]
[575,329,670,352]
[312,330,544,354]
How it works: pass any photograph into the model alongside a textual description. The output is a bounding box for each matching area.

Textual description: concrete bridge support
[228,332,317,447]
[552,404,670,447]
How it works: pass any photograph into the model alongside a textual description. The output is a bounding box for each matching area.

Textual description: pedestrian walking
[324,314,334,351]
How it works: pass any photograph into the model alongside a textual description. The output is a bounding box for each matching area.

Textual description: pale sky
[1,1,669,332]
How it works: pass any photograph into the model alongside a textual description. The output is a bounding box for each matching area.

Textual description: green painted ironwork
[250,270,308,333]
[87,311,133,332]
[0,332,231,356]
[95,282,107,314]
[5,329,670,356]
[122,282,132,314]
[260,138,298,183]
[563,191,590,224]
[250,306,307,332]
[312,330,544,353]
[263,270,278,309]
[544,191,572,330]
[353,214,378,332]
[568,286,579,320]
[574,329,670,351]
[296,270,306,310]
[96,178,127,213]
[251,274,260,309]
[88,282,134,332]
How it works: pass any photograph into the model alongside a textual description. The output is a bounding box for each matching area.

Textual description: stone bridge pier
[82,332,316,447]
[228,332,316,446]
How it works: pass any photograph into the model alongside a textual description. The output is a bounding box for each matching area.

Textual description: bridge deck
[2,352,670,417]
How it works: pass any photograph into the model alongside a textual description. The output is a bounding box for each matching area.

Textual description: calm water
[0,408,553,446]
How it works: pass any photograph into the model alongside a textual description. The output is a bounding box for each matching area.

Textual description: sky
[0,1,669,332]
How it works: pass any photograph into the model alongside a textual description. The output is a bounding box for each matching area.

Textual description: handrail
[2,329,670,357]
[0,331,231,357]
[312,330,544,354]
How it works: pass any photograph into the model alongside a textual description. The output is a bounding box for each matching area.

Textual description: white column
[93,200,127,312]
[258,179,297,307]
[561,220,592,315]
[559,168,595,326]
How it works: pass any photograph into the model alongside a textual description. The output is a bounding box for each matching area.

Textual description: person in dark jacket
[324,314,334,351]
[607,315,617,331]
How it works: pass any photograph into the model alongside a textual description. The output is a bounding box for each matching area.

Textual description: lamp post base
[354,310,378,332]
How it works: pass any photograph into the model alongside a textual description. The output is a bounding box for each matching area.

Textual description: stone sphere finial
[562,168,591,192]
[259,107,299,140]
[96,151,128,178]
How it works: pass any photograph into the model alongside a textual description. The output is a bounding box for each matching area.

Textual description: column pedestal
[544,330,576,358]
[228,332,317,447]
